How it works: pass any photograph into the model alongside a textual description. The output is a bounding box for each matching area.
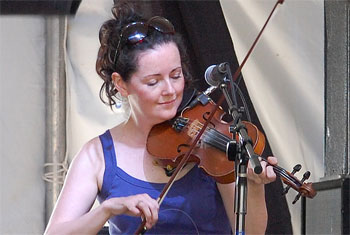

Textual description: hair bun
[111,1,143,26]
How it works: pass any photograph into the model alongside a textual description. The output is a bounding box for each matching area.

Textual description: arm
[44,138,159,235]
[44,138,109,234]
[217,156,277,235]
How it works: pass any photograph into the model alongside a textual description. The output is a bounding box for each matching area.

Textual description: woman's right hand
[103,194,159,229]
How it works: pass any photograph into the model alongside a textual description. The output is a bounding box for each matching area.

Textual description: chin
[156,109,178,123]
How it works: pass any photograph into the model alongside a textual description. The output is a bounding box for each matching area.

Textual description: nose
[162,79,176,96]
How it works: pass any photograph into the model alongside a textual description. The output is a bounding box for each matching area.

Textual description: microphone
[204,62,229,87]
[186,62,229,109]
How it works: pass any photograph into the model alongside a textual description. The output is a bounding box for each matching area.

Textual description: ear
[112,72,128,97]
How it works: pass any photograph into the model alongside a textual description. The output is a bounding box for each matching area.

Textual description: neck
[117,116,154,147]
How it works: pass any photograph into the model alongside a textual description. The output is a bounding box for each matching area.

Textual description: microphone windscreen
[204,65,218,86]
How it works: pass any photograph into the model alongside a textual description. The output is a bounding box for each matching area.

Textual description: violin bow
[134,1,284,234]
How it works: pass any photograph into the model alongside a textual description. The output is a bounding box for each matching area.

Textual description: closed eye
[146,79,158,86]
[171,71,183,80]
[147,82,157,86]
[172,75,182,79]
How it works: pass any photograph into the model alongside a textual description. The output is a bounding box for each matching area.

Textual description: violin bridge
[187,119,201,139]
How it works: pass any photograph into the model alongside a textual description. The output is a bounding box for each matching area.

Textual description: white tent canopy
[0,0,324,234]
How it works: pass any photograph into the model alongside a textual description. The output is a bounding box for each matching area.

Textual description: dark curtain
[123,1,293,234]
[0,0,81,14]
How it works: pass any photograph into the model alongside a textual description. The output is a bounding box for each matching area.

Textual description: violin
[147,100,317,200]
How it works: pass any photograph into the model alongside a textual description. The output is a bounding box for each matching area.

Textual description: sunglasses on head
[113,16,175,67]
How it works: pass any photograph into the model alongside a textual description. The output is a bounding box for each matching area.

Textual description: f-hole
[203,112,216,128]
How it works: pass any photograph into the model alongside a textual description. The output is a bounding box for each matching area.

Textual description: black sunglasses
[113,16,175,67]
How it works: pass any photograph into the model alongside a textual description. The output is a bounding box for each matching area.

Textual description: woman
[45,1,277,234]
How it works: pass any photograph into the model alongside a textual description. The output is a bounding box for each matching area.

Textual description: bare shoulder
[69,135,105,180]
[77,136,104,163]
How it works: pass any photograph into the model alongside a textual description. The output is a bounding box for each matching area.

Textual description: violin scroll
[270,162,317,203]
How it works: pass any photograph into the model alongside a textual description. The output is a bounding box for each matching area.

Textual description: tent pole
[44,15,67,225]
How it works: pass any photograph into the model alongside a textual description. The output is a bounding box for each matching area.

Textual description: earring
[111,86,121,109]
[113,90,125,109]
[115,100,122,109]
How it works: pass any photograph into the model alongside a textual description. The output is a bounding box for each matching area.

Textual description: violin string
[193,126,230,150]
[186,120,261,154]
[274,165,298,184]
[184,120,230,148]
[204,129,231,149]
[189,120,232,145]
[183,119,302,190]
[263,161,300,187]
[202,129,302,189]
[272,167,292,182]
[183,120,240,160]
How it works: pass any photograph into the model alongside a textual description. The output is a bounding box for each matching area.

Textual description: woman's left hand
[247,156,277,185]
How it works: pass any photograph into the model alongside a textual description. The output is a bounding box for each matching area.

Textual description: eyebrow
[143,66,182,79]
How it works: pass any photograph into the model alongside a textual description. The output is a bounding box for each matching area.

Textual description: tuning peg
[282,164,302,195]
[291,164,302,174]
[292,171,311,204]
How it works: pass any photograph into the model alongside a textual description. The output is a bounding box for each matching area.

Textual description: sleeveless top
[97,130,232,234]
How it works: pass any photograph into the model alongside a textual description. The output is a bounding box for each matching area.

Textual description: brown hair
[95,1,193,109]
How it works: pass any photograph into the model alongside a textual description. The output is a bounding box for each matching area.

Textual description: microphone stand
[219,63,262,235]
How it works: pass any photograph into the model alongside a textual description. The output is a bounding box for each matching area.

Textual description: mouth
[159,97,178,105]
[159,98,177,105]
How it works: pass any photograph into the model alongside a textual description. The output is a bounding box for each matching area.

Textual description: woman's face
[124,42,185,125]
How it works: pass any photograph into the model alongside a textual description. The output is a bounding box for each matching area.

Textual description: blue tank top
[97,130,231,234]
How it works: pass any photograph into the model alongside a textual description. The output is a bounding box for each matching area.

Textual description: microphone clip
[187,92,211,109]
[217,62,229,74]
